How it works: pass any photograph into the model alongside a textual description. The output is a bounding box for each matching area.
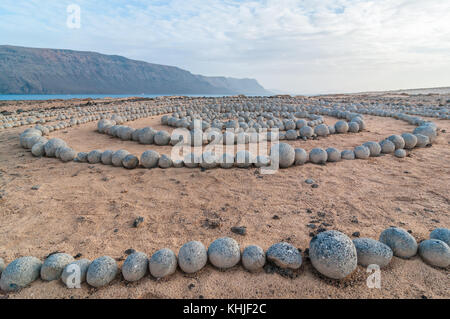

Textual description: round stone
[184,152,201,168]
[314,124,329,136]
[326,148,341,162]
[41,253,75,281]
[348,121,359,133]
[154,130,171,145]
[294,148,308,165]
[401,133,417,149]
[309,148,327,164]
[0,258,4,274]
[122,252,148,282]
[111,150,130,167]
[309,230,357,279]
[235,150,253,168]
[208,237,240,269]
[413,125,437,143]
[430,228,450,246]
[44,138,67,157]
[31,141,46,157]
[394,149,407,158]
[149,248,178,278]
[122,154,139,169]
[60,148,77,162]
[178,241,207,274]
[138,127,156,144]
[158,154,173,168]
[141,150,160,168]
[379,227,418,258]
[354,145,370,159]
[363,141,381,157]
[418,239,450,268]
[0,256,42,292]
[242,245,266,272]
[388,135,405,150]
[335,120,349,133]
[341,150,355,160]
[61,259,91,287]
[200,152,218,169]
[255,155,270,168]
[380,139,396,153]
[299,126,314,138]
[101,150,114,165]
[87,150,103,164]
[285,129,298,140]
[296,119,307,129]
[86,256,118,288]
[220,153,235,169]
[76,152,88,162]
[270,143,295,168]
[352,238,393,268]
[414,134,429,147]
[266,242,302,269]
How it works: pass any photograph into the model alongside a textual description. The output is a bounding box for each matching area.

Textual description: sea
[0,94,245,101]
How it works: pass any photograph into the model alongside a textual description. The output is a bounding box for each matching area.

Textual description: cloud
[1,0,449,94]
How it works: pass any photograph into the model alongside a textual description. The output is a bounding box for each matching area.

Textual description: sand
[0,95,449,299]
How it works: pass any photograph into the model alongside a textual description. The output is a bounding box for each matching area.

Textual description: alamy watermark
[67,4,81,29]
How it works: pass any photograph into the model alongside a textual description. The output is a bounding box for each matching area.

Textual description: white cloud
[1,0,449,94]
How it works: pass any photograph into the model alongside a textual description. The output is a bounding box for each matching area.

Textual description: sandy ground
[0,96,449,299]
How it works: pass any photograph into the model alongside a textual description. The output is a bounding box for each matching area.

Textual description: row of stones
[1,227,448,292]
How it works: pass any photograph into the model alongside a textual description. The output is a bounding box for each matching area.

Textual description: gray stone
[314,124,329,136]
[379,227,417,258]
[414,134,429,147]
[41,253,75,281]
[271,143,295,168]
[309,230,357,279]
[154,130,171,145]
[309,148,327,164]
[354,145,370,159]
[200,152,218,169]
[299,126,314,138]
[0,258,4,274]
[341,150,355,160]
[348,121,359,133]
[235,150,253,168]
[149,248,178,278]
[220,153,235,169]
[86,256,118,288]
[138,127,156,144]
[111,150,130,167]
[266,242,302,269]
[413,125,437,143]
[60,148,77,162]
[363,141,381,157]
[326,148,341,162]
[122,154,139,169]
[294,148,308,165]
[208,237,240,269]
[388,135,405,149]
[353,238,393,268]
[158,154,173,168]
[285,129,298,140]
[31,141,46,157]
[61,259,91,287]
[87,150,103,164]
[335,120,349,133]
[394,149,407,158]
[242,245,266,272]
[430,228,450,246]
[0,256,42,292]
[401,133,417,149]
[184,152,201,168]
[178,241,207,274]
[122,252,148,282]
[380,139,396,153]
[44,138,67,157]
[141,150,160,168]
[418,239,450,268]
[76,152,88,162]
[101,150,114,165]
[255,155,270,168]
[296,119,307,129]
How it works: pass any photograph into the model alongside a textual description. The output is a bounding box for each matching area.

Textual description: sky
[1,0,449,95]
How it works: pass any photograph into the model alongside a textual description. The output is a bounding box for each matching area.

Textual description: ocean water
[0,93,248,101]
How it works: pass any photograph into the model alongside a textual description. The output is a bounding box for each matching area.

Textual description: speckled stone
[314,124,329,136]
[430,228,450,246]
[353,238,393,268]
[388,135,405,150]
[270,143,295,168]
[149,248,178,278]
[111,150,130,167]
[178,241,207,273]
[309,148,328,164]
[122,252,148,282]
[394,149,407,158]
[341,150,355,160]
[326,147,341,162]
[401,133,417,149]
[59,148,77,162]
[294,148,308,165]
[413,125,437,143]
[348,121,359,133]
[380,139,396,154]
[266,242,302,269]
[44,138,67,157]
[418,239,450,268]
[154,130,171,145]
[208,237,241,269]
[309,230,357,279]
[354,145,370,159]
[242,245,266,272]
[334,120,349,133]
[0,256,42,292]
[299,126,314,138]
[41,253,75,281]
[141,150,160,168]
[87,150,103,164]
[122,154,139,169]
[379,227,418,258]
[363,141,381,157]
[86,256,118,288]
[101,150,114,165]
[61,259,91,286]
[76,152,88,162]
[158,154,173,168]
[414,134,429,147]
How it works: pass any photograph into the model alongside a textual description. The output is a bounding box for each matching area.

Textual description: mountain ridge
[0,45,269,95]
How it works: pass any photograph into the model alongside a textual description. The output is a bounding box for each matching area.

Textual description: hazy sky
[1,0,449,94]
